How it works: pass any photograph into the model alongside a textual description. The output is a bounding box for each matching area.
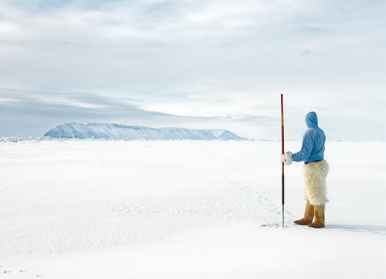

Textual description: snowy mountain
[44,123,246,140]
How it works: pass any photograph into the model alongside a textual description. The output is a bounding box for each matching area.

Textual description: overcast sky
[0,0,385,140]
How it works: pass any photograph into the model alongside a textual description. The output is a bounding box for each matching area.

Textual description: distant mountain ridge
[44,123,246,140]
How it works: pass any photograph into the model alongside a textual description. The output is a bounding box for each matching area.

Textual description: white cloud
[0,0,384,140]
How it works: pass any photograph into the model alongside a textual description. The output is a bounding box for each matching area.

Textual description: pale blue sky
[0,0,385,140]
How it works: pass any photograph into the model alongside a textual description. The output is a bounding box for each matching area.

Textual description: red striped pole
[281,94,285,227]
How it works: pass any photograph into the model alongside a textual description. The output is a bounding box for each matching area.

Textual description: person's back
[292,111,326,163]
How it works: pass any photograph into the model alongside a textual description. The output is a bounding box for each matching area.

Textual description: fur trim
[302,160,329,206]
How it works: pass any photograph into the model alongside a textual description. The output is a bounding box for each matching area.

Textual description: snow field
[0,140,385,278]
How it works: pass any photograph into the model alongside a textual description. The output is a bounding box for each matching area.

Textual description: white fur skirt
[302,160,329,205]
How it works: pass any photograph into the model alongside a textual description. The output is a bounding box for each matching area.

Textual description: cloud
[0,87,160,118]
[0,87,277,139]
[0,0,385,140]
[301,50,313,57]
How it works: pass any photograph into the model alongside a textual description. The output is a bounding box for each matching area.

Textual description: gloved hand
[280,151,293,165]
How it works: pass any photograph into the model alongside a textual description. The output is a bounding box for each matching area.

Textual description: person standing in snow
[281,111,329,228]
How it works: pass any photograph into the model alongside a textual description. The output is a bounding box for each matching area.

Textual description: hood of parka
[305,111,319,128]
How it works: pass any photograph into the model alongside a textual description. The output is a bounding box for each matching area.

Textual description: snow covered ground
[0,140,385,279]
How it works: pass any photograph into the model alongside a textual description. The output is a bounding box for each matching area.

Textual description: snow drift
[43,123,246,140]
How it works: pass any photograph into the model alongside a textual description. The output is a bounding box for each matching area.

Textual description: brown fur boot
[294,201,314,225]
[308,205,325,228]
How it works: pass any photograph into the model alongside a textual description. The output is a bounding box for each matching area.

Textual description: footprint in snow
[259,223,281,228]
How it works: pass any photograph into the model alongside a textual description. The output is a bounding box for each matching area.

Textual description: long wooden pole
[281,94,285,227]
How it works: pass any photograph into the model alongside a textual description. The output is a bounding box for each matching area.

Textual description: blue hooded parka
[292,112,326,163]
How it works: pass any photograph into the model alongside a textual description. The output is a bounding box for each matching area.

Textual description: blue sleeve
[292,130,313,162]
